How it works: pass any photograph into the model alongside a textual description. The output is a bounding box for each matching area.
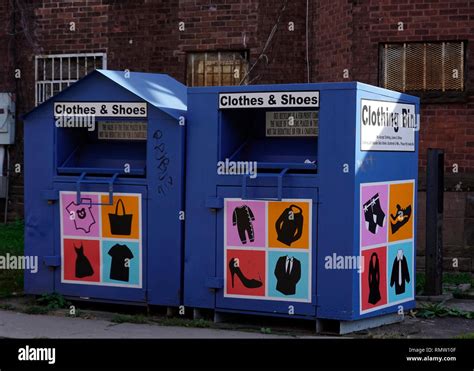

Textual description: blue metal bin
[24,70,186,306]
[184,82,419,325]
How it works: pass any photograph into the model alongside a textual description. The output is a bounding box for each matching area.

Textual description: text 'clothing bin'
[24,70,186,306]
[184,82,419,329]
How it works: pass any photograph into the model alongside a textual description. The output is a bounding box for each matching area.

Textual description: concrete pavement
[0,309,293,338]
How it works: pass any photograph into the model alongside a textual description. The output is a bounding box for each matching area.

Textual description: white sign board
[54,102,147,118]
[219,91,319,109]
[265,111,318,137]
[360,99,417,152]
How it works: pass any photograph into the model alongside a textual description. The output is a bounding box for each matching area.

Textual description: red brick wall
[311,0,474,175]
[0,0,473,220]
[175,0,308,84]
[5,0,309,107]
[0,0,310,219]
[312,0,354,82]
[252,0,308,84]
[107,0,180,78]
[349,0,474,176]
[35,0,108,54]
[0,0,14,93]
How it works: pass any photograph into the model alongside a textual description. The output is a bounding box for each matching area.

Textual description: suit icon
[274,255,301,295]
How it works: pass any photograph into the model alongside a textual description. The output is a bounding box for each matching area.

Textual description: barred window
[187,51,249,87]
[35,53,107,106]
[380,42,465,92]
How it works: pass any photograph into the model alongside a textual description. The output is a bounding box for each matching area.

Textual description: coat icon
[390,250,410,295]
[368,252,381,305]
[275,205,304,246]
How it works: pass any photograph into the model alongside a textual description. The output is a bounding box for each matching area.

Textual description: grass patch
[416,272,426,295]
[416,302,474,319]
[16,293,71,315]
[111,314,149,324]
[36,293,70,310]
[22,305,50,315]
[416,272,473,295]
[260,327,272,334]
[443,272,473,286]
[0,303,15,311]
[0,220,24,297]
[155,317,211,328]
[456,332,474,339]
[102,314,212,328]
[66,309,93,319]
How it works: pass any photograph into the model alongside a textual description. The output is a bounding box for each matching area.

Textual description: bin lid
[24,69,187,120]
[96,70,186,119]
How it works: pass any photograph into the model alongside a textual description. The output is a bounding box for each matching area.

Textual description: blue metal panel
[24,70,185,306]
[145,109,184,306]
[96,70,187,120]
[352,85,419,320]
[316,88,358,320]
[185,82,419,324]
[215,186,318,317]
[24,70,187,121]
[24,114,56,295]
[52,182,148,303]
[43,256,61,267]
[184,84,322,312]
[183,91,220,308]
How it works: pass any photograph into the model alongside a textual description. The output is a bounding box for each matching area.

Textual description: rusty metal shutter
[381,42,464,92]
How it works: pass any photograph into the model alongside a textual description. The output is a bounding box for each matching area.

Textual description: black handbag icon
[109,198,133,236]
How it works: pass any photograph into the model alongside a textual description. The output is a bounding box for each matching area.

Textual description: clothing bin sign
[54,102,147,118]
[360,99,416,152]
[359,180,415,314]
[60,191,142,288]
[224,198,312,302]
[219,91,319,109]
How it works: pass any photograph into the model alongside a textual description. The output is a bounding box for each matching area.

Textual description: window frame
[35,52,107,106]
[185,50,250,87]
[378,41,468,104]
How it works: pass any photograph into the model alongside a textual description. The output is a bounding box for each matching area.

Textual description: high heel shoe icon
[229,258,263,289]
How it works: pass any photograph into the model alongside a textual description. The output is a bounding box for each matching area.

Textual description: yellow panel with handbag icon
[101,194,141,239]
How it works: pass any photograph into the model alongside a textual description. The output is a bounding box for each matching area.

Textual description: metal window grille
[381,42,464,92]
[187,51,249,87]
[35,53,107,106]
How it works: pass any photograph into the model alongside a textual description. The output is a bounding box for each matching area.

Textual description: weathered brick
[0,1,472,274]
[443,257,472,272]
[465,218,474,247]
[443,218,465,246]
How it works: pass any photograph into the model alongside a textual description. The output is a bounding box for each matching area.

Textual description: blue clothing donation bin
[24,70,186,306]
[184,82,419,328]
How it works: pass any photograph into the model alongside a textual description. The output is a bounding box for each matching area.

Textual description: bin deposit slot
[56,122,147,176]
[219,108,318,172]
